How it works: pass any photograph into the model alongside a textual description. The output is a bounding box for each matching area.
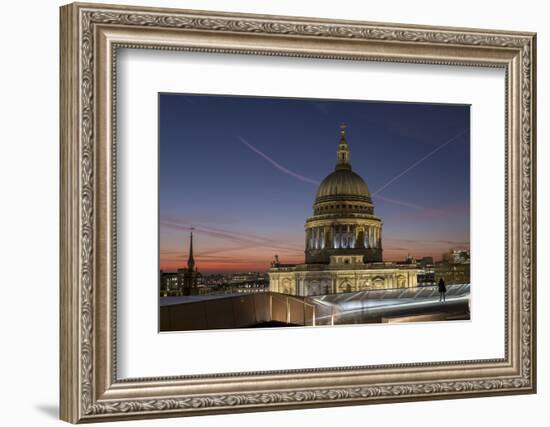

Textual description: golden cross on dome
[340,123,347,135]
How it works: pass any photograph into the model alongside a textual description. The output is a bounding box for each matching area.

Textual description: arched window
[398,275,407,288]
[372,276,385,288]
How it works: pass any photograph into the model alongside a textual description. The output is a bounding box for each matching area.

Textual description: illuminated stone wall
[269,256,420,297]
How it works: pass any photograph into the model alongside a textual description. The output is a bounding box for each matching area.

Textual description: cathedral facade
[269,124,420,297]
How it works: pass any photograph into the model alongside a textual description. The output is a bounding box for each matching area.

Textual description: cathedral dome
[314,124,372,204]
[315,169,371,203]
[305,124,382,265]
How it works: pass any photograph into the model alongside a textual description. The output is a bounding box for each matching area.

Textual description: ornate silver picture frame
[60,2,536,423]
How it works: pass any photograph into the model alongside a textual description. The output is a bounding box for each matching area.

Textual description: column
[315,227,321,249]
[369,226,373,249]
[344,225,348,249]
[314,227,319,249]
[314,228,318,249]
[311,227,317,249]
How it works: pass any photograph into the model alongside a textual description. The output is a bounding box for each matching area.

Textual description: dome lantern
[336,123,351,170]
[314,124,371,204]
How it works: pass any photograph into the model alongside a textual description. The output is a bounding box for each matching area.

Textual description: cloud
[387,203,469,221]
[160,250,303,273]
[383,246,411,251]
[161,213,241,225]
[373,194,424,210]
[160,217,303,253]
[385,238,469,247]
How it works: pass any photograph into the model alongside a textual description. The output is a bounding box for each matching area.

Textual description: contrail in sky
[160,219,302,253]
[237,136,321,185]
[373,194,423,210]
[371,128,469,196]
[237,135,436,210]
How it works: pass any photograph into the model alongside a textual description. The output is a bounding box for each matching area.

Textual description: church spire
[336,123,351,170]
[187,231,195,271]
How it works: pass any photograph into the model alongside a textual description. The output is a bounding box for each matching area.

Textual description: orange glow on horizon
[159,245,469,273]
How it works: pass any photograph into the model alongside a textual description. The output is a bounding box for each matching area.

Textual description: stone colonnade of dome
[305,222,382,251]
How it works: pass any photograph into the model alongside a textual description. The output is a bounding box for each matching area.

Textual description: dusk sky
[159,93,470,273]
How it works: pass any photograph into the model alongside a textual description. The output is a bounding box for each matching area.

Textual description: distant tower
[178,231,199,295]
[187,231,195,271]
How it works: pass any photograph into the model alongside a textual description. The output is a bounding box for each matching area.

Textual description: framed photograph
[158,95,472,331]
[60,2,537,423]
